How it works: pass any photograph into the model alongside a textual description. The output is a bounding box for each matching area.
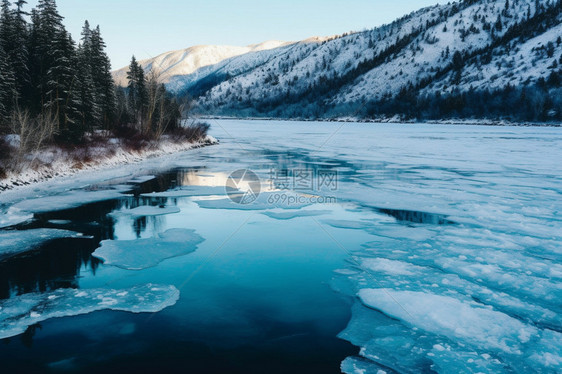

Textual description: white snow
[112,41,294,92]
[0,135,218,192]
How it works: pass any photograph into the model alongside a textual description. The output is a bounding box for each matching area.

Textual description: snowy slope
[112,41,294,93]
[113,0,562,119]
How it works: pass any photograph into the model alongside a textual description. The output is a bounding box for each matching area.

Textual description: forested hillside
[118,0,562,122]
[0,0,209,183]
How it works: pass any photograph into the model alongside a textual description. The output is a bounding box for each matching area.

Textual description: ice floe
[194,191,313,210]
[12,188,130,214]
[0,229,83,260]
[0,284,179,339]
[93,228,204,270]
[262,209,330,220]
[112,205,180,218]
[0,207,33,228]
[127,175,156,184]
[358,288,536,354]
[141,186,228,198]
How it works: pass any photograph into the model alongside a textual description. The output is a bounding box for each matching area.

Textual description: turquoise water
[1,120,561,373]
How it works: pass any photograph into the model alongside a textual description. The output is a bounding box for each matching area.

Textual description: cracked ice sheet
[0,284,179,340]
[0,229,83,261]
[356,289,562,372]
[359,288,536,354]
[93,228,204,270]
[11,187,131,214]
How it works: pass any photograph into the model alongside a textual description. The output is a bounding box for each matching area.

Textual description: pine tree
[0,44,16,122]
[127,55,147,125]
[31,0,81,139]
[32,0,64,110]
[89,25,115,128]
[10,0,30,105]
[0,0,13,52]
[47,28,79,139]
[74,43,96,133]
[74,21,98,130]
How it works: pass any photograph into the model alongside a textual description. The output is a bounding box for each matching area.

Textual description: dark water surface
[2,121,562,374]
[1,165,359,374]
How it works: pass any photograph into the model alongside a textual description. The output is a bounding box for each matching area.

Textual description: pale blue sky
[25,0,444,69]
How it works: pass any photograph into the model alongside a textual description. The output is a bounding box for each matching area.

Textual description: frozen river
[0,120,561,373]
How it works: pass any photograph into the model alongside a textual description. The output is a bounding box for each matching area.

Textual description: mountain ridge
[113,0,562,121]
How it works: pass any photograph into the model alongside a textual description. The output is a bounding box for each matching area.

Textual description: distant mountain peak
[113,0,562,122]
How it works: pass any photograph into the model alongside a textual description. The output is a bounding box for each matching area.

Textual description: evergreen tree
[0,44,15,122]
[74,42,96,133]
[73,21,98,130]
[127,55,147,124]
[10,0,30,105]
[89,25,115,128]
[0,0,13,53]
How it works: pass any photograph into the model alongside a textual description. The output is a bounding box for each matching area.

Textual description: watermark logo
[269,168,338,192]
[226,169,262,204]
[226,167,339,206]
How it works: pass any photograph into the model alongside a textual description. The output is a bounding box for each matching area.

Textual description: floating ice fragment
[12,188,131,213]
[113,205,180,218]
[93,228,204,270]
[0,228,83,260]
[141,186,228,198]
[0,207,33,228]
[262,209,330,220]
[127,175,156,184]
[195,191,312,210]
[0,284,180,339]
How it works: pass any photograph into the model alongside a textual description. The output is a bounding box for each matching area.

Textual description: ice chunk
[195,191,312,210]
[93,228,204,270]
[12,188,130,213]
[141,186,228,198]
[0,284,179,339]
[341,356,388,374]
[322,219,376,230]
[0,207,33,228]
[361,258,425,276]
[113,205,180,218]
[262,209,330,220]
[127,175,156,184]
[358,288,537,354]
[0,229,82,260]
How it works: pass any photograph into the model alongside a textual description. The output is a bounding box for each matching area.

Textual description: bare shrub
[10,109,57,157]
[168,122,211,143]
[0,137,11,179]
[113,124,153,152]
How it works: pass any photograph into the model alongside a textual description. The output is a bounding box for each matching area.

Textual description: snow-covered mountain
[114,0,562,120]
[112,40,296,93]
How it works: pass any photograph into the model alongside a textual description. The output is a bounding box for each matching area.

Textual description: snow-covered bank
[200,115,562,127]
[0,135,218,192]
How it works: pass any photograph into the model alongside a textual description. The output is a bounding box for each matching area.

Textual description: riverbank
[199,115,562,127]
[0,134,218,192]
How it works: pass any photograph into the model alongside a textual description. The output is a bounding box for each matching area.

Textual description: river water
[0,120,561,373]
